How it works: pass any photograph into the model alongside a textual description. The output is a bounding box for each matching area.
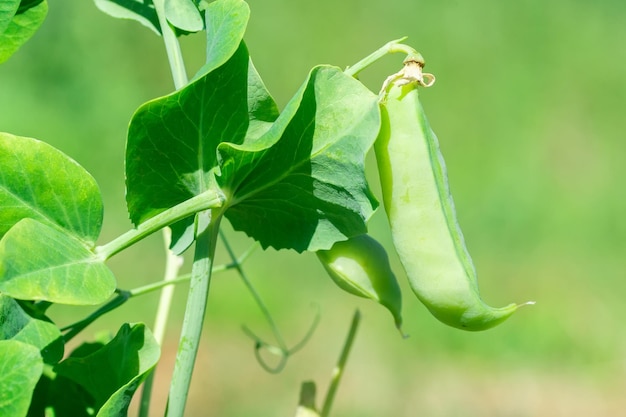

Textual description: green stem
[152,0,188,89]
[61,292,130,343]
[344,37,422,78]
[136,4,188,415]
[96,190,224,260]
[166,210,222,417]
[139,228,183,417]
[60,259,248,344]
[320,310,361,417]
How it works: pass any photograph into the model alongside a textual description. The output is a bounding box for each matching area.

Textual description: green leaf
[125,42,250,226]
[0,218,116,305]
[27,373,94,417]
[54,323,160,416]
[0,0,19,34]
[0,295,63,364]
[0,340,43,417]
[164,0,202,32]
[193,0,250,80]
[218,66,380,252]
[0,133,104,246]
[169,56,279,254]
[93,0,160,35]
[0,0,47,64]
[246,58,279,140]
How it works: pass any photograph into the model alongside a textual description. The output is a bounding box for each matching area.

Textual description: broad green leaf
[164,0,202,32]
[0,340,43,417]
[193,0,249,80]
[0,0,19,34]
[0,295,63,364]
[54,323,160,416]
[93,0,160,35]
[218,66,380,252]
[0,218,116,305]
[169,56,279,254]
[126,42,250,226]
[0,133,104,246]
[0,0,47,64]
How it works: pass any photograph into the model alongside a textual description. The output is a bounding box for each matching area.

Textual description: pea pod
[317,234,403,330]
[375,58,529,331]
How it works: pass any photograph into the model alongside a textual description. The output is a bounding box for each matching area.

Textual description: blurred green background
[2,0,625,416]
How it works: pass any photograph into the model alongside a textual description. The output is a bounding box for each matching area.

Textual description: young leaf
[193,0,250,80]
[54,323,160,416]
[0,218,116,305]
[0,133,104,246]
[0,295,63,364]
[218,66,381,252]
[0,0,47,64]
[164,0,203,32]
[0,340,43,417]
[125,42,250,226]
[93,0,160,35]
[0,0,20,35]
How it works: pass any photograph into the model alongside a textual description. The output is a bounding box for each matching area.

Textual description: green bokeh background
[2,1,625,416]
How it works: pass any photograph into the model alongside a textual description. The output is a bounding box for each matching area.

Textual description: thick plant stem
[139,228,184,417]
[166,210,221,417]
[320,310,361,417]
[136,5,189,416]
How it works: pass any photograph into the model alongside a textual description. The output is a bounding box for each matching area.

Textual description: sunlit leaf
[194,0,249,79]
[0,0,19,34]
[0,0,47,64]
[0,133,104,246]
[169,56,279,254]
[0,340,43,417]
[0,218,116,305]
[164,0,203,32]
[125,42,250,226]
[218,66,380,252]
[0,295,63,364]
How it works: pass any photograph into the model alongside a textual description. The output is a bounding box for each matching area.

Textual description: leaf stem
[166,210,222,417]
[344,37,422,78]
[320,310,361,417]
[96,190,224,260]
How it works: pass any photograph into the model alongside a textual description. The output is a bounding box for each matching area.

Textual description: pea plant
[0,1,531,416]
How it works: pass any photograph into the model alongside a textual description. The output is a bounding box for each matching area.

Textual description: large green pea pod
[317,234,403,331]
[375,57,531,331]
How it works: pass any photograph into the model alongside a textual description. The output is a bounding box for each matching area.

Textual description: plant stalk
[152,0,188,89]
[320,310,361,417]
[165,210,222,417]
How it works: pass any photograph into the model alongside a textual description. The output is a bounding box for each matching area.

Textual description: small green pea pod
[317,234,403,330]
[375,60,530,331]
